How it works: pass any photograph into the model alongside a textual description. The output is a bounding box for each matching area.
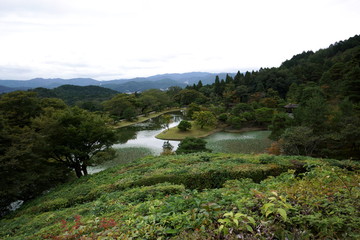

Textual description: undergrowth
[0,153,359,239]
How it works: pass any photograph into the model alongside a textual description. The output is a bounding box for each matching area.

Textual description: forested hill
[0,35,360,239]
[278,34,360,101]
[210,34,360,101]
[282,34,360,69]
[31,85,118,108]
[180,34,360,160]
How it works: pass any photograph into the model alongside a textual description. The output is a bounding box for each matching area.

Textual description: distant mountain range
[0,72,236,93]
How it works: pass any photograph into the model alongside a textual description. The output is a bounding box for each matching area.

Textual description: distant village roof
[284,103,299,109]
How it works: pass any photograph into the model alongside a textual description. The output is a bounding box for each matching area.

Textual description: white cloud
[0,0,359,80]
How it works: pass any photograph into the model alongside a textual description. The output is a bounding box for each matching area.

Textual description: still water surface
[89,111,272,173]
[113,112,183,155]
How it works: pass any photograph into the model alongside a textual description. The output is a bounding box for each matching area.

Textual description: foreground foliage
[0,92,71,214]
[1,153,359,239]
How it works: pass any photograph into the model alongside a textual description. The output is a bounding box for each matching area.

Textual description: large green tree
[193,111,217,129]
[254,107,274,126]
[138,89,171,113]
[34,107,117,177]
[294,94,330,132]
[0,123,69,215]
[102,94,139,120]
[174,89,207,105]
[269,112,294,140]
[0,91,42,127]
[280,126,320,156]
[0,92,70,215]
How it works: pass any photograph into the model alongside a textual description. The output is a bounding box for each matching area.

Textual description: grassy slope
[1,153,359,239]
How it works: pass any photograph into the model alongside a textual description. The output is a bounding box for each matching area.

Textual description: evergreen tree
[197,80,203,90]
[225,74,233,84]
[234,71,244,86]
[214,76,222,96]
[344,65,360,102]
[295,94,330,133]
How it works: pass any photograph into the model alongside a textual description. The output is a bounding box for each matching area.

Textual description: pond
[113,111,184,154]
[88,112,273,174]
[88,111,184,173]
[205,130,273,154]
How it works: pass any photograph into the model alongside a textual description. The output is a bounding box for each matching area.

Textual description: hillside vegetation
[1,35,360,239]
[0,153,359,239]
[32,85,118,109]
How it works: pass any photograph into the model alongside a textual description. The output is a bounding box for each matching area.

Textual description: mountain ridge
[0,72,237,93]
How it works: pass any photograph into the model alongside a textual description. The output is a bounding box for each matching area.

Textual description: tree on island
[34,107,117,177]
[177,120,192,131]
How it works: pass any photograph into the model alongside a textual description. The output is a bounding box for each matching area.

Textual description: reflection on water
[113,112,184,155]
[205,130,273,154]
[205,131,269,141]
[89,111,272,174]
[88,112,184,174]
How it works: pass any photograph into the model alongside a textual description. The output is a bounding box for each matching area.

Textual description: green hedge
[130,164,287,189]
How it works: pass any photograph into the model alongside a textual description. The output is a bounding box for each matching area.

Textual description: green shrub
[259,154,277,164]
[131,163,287,190]
[176,137,211,154]
[217,113,228,122]
[36,198,69,212]
[177,120,192,131]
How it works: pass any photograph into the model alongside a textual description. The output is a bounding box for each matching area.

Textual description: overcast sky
[0,0,359,80]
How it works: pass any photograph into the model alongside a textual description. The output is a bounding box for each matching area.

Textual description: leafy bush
[281,126,319,156]
[177,120,192,131]
[176,137,211,154]
[217,113,228,122]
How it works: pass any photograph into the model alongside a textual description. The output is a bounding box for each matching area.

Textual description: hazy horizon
[0,70,251,81]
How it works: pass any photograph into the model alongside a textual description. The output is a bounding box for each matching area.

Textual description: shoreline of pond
[155,126,224,140]
[223,126,268,133]
[113,107,186,128]
[156,123,268,141]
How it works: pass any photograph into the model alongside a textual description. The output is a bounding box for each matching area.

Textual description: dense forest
[98,34,360,159]
[0,35,359,239]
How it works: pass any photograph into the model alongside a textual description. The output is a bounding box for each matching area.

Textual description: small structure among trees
[284,103,299,113]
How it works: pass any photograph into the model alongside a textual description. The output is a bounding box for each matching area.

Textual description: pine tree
[197,80,203,90]
[214,76,222,96]
[225,74,233,84]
